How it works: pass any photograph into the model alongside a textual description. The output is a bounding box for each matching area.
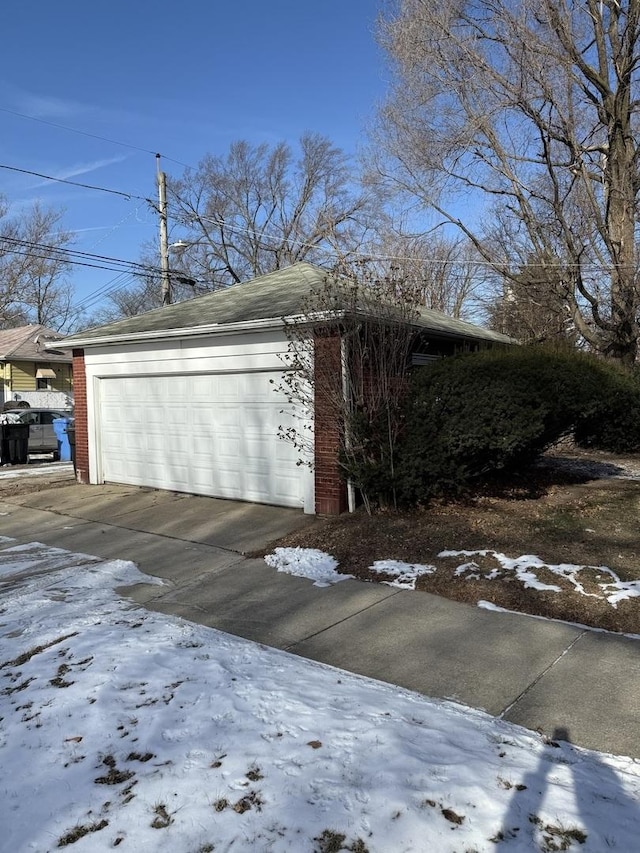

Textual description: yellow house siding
[52,363,73,392]
[10,361,35,392]
[5,361,73,393]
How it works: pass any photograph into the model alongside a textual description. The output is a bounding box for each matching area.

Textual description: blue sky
[1,1,387,320]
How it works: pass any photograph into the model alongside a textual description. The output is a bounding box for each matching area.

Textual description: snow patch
[477,599,640,641]
[0,462,73,479]
[369,559,437,590]
[440,549,640,607]
[264,546,353,587]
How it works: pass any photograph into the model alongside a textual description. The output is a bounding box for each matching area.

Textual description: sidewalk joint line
[282,590,402,651]
[498,629,587,719]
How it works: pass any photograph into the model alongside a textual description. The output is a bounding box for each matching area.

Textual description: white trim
[88,374,101,485]
[48,310,346,351]
[340,336,356,514]
[49,316,294,350]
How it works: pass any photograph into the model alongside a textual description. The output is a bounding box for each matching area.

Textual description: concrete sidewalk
[1,481,638,759]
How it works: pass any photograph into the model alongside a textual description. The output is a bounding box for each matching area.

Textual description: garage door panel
[145,432,167,454]
[191,376,217,400]
[98,372,304,508]
[162,408,188,428]
[211,407,242,430]
[191,435,217,455]
[216,441,243,463]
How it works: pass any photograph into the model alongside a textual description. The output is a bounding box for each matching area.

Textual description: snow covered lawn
[2,539,640,851]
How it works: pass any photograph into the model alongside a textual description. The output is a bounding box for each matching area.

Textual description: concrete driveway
[1,478,639,759]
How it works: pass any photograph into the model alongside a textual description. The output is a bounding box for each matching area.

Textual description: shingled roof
[58,262,514,348]
[0,325,72,363]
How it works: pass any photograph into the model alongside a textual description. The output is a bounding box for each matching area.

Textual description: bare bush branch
[276,267,421,511]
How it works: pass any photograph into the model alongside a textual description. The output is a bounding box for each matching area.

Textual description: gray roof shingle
[59,262,514,348]
[0,324,72,362]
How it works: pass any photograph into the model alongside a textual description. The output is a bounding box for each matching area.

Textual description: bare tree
[340,231,490,319]
[90,274,161,325]
[0,200,75,330]
[167,133,381,289]
[376,0,640,365]
[488,255,578,344]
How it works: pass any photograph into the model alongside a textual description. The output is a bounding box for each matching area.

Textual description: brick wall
[313,333,347,515]
[72,349,90,484]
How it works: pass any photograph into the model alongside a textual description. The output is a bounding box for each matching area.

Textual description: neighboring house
[56,263,513,515]
[0,325,73,410]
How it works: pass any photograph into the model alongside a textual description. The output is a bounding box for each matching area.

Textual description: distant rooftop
[0,324,72,362]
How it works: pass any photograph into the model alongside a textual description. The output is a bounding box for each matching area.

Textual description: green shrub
[573,360,640,453]
[395,346,634,504]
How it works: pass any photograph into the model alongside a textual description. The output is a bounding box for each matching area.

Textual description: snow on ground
[2,541,640,851]
[264,546,353,587]
[439,549,640,607]
[267,548,435,591]
[368,559,436,590]
[476,599,640,641]
[0,461,73,479]
[270,545,640,608]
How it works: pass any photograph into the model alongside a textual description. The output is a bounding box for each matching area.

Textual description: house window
[36,367,56,390]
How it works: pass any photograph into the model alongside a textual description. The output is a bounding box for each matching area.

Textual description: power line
[1,235,158,272]
[82,205,152,253]
[6,105,604,274]
[72,272,140,313]
[0,163,152,203]
[0,106,157,156]
[170,208,619,273]
[1,244,154,277]
[0,234,169,313]
[0,233,162,313]
[0,237,159,300]
[1,207,618,321]
[0,106,194,170]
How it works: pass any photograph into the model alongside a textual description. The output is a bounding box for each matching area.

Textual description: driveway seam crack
[498,629,587,719]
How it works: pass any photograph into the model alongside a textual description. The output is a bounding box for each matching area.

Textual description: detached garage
[57,263,512,515]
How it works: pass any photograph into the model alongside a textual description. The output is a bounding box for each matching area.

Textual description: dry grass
[260,450,640,635]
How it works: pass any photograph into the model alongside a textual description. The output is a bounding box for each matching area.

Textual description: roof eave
[54,309,514,351]
[50,315,290,350]
[413,324,515,345]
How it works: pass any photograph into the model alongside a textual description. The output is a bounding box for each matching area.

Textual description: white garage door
[97,372,305,508]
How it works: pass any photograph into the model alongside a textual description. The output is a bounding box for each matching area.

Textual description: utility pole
[156,153,171,306]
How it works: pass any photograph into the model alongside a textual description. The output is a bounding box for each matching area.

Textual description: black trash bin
[66,424,76,473]
[0,422,30,465]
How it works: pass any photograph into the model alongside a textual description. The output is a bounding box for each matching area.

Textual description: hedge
[395,347,640,504]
